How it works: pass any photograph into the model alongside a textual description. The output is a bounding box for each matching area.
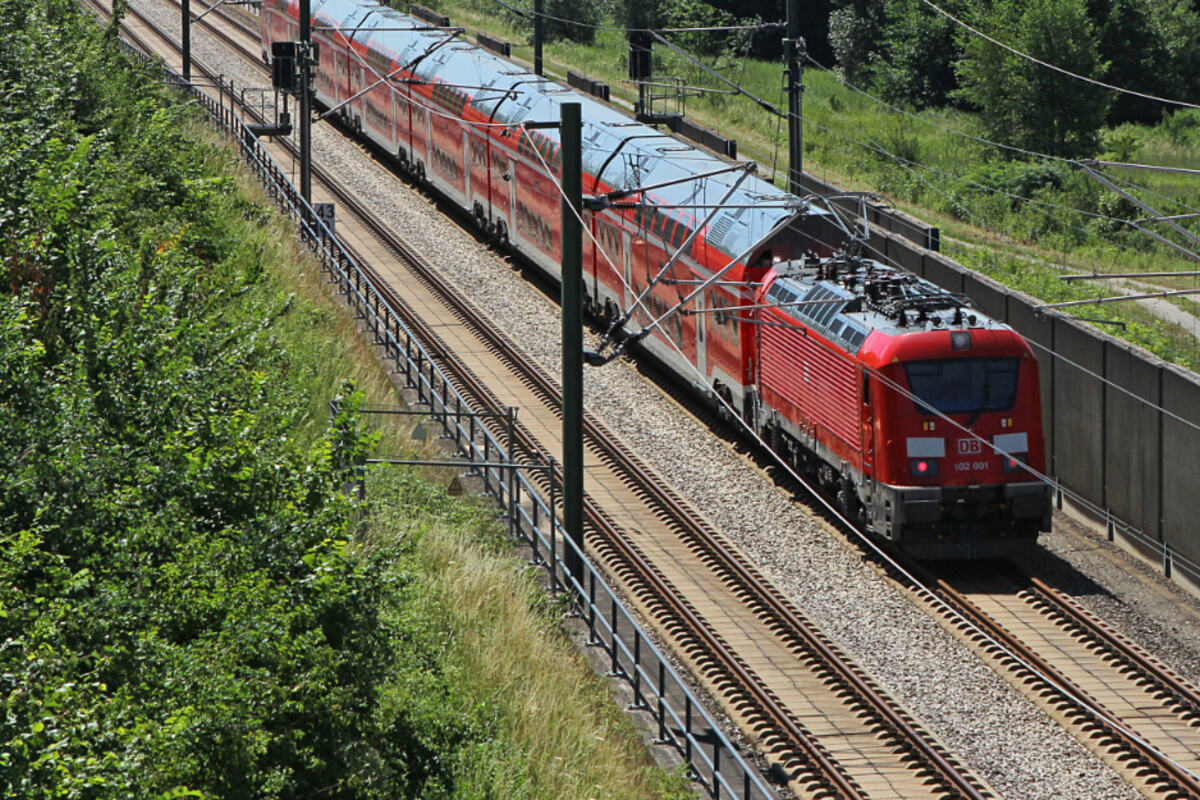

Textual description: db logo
[958,438,983,455]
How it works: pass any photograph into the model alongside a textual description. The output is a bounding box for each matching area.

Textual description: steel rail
[1022,574,1200,720]
[896,557,1200,799]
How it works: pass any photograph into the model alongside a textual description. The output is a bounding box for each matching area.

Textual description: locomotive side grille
[760,320,861,450]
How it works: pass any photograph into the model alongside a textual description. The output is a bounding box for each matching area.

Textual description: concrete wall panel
[1008,299,1055,459]
[962,272,1009,322]
[1162,366,1200,566]
[924,253,966,296]
[1052,319,1106,504]
[1104,343,1162,539]
[894,241,924,275]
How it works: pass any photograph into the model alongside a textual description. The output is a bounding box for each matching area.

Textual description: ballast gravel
[131,3,1200,796]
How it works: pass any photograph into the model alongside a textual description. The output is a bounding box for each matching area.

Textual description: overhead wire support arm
[606,201,803,210]
[681,296,849,316]
[1061,271,1200,281]
[1080,160,1200,176]
[193,0,261,22]
[661,279,762,287]
[1135,213,1200,225]
[192,0,222,23]
[1035,288,1200,310]
[315,25,460,32]
[1071,160,1200,262]
[584,162,757,209]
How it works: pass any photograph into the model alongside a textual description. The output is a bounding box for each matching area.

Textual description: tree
[828,0,884,85]
[1146,0,1200,120]
[954,0,1110,158]
[1090,0,1174,124]
[873,0,961,109]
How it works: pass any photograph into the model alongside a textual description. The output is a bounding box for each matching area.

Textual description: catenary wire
[916,0,1200,111]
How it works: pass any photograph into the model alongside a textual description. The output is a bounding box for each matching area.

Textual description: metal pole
[182,0,191,81]
[299,0,312,206]
[560,102,585,590]
[534,0,544,76]
[785,0,803,194]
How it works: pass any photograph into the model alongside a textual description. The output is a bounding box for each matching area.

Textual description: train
[260,0,1053,557]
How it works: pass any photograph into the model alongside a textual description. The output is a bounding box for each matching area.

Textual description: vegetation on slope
[0,2,686,797]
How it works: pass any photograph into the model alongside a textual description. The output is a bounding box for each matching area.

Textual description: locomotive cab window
[904,357,1019,415]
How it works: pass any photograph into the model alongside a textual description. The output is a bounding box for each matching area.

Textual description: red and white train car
[261,0,1052,556]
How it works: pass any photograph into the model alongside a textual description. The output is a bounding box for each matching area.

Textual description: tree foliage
[953,0,1110,158]
[0,2,396,797]
[872,0,961,109]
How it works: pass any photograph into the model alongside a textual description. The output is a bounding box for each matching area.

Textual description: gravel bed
[1037,515,1200,685]
[128,5,1182,797]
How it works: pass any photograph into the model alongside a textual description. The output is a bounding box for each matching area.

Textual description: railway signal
[270,41,297,92]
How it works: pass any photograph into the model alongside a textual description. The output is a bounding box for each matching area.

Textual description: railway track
[93,2,1005,797]
[887,556,1200,799]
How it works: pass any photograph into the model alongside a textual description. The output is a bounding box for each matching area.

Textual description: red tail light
[910,459,939,478]
[1002,454,1027,474]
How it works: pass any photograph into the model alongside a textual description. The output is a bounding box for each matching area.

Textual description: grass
[412,0,1200,368]
[198,120,689,797]
[365,467,688,799]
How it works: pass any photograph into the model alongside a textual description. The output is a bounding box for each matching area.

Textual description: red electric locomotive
[753,252,1051,557]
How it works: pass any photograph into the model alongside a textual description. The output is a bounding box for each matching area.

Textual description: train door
[336,46,351,111]
[488,145,512,236]
[629,236,650,333]
[312,31,337,105]
[428,111,466,203]
[467,133,487,220]
[404,92,429,176]
[589,215,618,317]
[622,231,634,323]
[859,368,874,473]
[394,91,411,162]
[692,275,707,378]
[583,211,595,304]
[348,51,367,129]
[359,49,395,152]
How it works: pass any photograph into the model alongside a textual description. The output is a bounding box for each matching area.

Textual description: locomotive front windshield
[903,357,1019,415]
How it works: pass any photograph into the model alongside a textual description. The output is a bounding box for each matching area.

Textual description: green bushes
[1,5,691,799]
[0,4,398,797]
